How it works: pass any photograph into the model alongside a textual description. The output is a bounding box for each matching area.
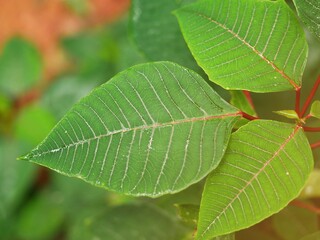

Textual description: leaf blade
[175,0,308,92]
[197,120,313,239]
[292,0,320,40]
[22,62,240,197]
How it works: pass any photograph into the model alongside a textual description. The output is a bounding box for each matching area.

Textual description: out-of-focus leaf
[0,138,36,223]
[68,204,188,240]
[16,191,65,240]
[0,94,10,115]
[310,100,320,119]
[300,169,320,199]
[175,0,308,92]
[197,120,313,239]
[62,27,117,82]
[292,0,320,40]
[14,105,56,146]
[300,231,320,240]
[176,204,199,227]
[273,205,318,240]
[50,172,134,220]
[130,0,200,71]
[41,75,100,119]
[0,37,42,97]
[236,220,279,240]
[22,62,240,197]
[274,110,299,120]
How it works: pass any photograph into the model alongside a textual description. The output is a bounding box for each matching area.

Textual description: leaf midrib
[200,125,301,238]
[194,12,300,90]
[29,112,241,159]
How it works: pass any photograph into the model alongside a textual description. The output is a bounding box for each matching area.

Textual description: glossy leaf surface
[197,120,313,239]
[175,0,308,92]
[21,62,240,197]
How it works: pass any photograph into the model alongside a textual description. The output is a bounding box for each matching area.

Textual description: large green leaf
[21,62,240,197]
[175,0,308,92]
[292,0,320,40]
[197,120,313,239]
[130,0,199,71]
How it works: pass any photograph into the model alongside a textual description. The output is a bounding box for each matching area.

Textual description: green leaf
[230,91,256,117]
[0,37,42,97]
[130,0,200,71]
[68,204,188,240]
[197,120,313,239]
[16,191,65,240]
[21,62,240,197]
[273,110,299,120]
[14,105,56,146]
[300,169,320,199]
[41,75,100,119]
[176,204,199,227]
[292,0,320,40]
[0,138,36,221]
[272,205,318,240]
[175,0,308,92]
[310,100,320,119]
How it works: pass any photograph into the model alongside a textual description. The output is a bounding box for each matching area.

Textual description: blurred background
[0,0,319,239]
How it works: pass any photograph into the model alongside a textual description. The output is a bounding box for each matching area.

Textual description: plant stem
[243,90,256,111]
[290,200,320,214]
[295,87,301,117]
[303,126,320,132]
[301,75,320,117]
[311,141,320,149]
[241,111,259,121]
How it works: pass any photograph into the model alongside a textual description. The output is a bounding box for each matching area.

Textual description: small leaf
[300,169,320,199]
[0,37,42,97]
[230,91,256,117]
[21,62,240,197]
[310,100,320,119]
[274,110,299,120]
[175,0,308,92]
[292,0,320,40]
[197,120,313,239]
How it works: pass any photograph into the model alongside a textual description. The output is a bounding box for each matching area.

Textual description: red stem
[311,141,320,149]
[295,87,301,117]
[243,90,256,111]
[241,111,259,121]
[290,200,320,214]
[301,75,320,117]
[303,126,320,132]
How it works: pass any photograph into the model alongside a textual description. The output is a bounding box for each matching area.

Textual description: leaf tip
[17,152,33,161]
